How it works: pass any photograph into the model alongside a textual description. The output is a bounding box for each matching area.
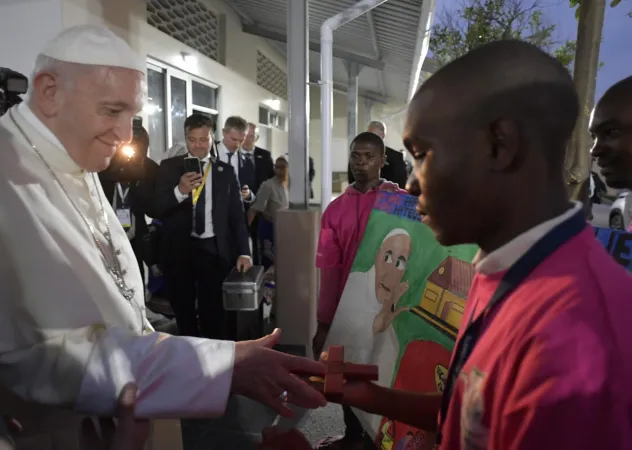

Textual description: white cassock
[326,267,400,434]
[0,104,235,448]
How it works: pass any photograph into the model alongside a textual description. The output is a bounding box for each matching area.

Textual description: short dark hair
[223,116,248,132]
[184,113,214,133]
[350,131,386,156]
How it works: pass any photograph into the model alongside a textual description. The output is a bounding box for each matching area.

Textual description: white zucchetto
[40,24,145,73]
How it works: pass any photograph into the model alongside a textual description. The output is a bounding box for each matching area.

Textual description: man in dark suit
[225,121,274,265]
[154,114,252,340]
[243,122,275,194]
[99,125,159,287]
[348,120,408,189]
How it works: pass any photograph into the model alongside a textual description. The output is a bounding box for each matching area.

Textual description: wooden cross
[301,345,379,400]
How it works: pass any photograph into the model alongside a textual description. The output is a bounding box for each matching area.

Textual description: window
[191,79,219,133]
[146,59,221,153]
[258,105,286,131]
[170,76,187,147]
[146,65,167,162]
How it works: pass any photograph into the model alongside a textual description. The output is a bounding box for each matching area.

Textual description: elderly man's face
[39,66,144,172]
[374,233,411,304]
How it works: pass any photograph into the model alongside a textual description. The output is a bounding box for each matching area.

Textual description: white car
[609,191,631,230]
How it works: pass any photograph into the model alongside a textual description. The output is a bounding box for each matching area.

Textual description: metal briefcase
[222,265,265,311]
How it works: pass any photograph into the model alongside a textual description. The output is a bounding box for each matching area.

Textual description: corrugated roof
[225,0,434,103]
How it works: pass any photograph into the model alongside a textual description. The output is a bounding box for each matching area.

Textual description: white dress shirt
[217,141,255,203]
[174,154,215,238]
[0,104,235,440]
[473,201,583,274]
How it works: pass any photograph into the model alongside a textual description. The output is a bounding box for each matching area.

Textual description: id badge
[116,208,132,228]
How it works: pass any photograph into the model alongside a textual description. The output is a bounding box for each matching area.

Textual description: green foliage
[430,0,576,70]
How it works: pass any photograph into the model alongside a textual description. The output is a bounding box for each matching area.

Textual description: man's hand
[236,256,252,272]
[241,185,252,201]
[178,172,203,195]
[232,329,328,417]
[80,384,150,450]
[379,181,400,193]
[311,323,330,360]
[310,352,376,409]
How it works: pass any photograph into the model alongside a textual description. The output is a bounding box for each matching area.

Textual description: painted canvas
[324,193,632,450]
[324,191,478,449]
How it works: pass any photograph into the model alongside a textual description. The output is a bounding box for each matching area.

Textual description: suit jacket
[153,154,250,267]
[252,146,275,194]
[348,146,408,189]
[98,158,160,243]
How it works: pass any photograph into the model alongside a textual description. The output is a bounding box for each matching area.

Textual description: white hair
[383,228,409,242]
[367,120,387,135]
[163,142,188,161]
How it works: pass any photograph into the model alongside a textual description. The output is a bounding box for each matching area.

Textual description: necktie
[195,161,206,235]
[227,152,234,165]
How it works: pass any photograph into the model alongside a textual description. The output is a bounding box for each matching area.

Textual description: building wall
[62,0,288,134]
[0,0,64,77]
[1,0,409,203]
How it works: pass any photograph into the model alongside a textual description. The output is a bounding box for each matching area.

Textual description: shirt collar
[17,103,83,175]
[474,201,583,274]
[188,152,211,163]
[218,141,239,158]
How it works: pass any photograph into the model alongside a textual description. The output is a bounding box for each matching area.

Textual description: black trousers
[166,237,235,340]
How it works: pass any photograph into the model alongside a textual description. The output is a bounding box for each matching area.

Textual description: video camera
[0,68,28,116]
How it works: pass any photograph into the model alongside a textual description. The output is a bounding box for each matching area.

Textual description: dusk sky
[436,0,632,100]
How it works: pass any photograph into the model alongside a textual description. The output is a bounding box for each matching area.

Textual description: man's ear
[381,154,387,168]
[32,72,63,118]
[487,117,521,172]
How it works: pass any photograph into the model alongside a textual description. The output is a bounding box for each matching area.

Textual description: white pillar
[0,0,64,77]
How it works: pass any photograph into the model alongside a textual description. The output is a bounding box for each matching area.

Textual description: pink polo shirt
[439,203,632,449]
[316,181,405,325]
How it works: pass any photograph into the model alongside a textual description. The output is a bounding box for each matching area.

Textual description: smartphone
[184,156,202,175]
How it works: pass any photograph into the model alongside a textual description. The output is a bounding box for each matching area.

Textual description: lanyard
[116,183,129,207]
[436,209,586,445]
[192,160,212,206]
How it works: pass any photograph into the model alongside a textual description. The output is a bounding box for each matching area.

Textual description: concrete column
[364,97,374,125]
[286,0,310,209]
[0,0,64,78]
[276,0,319,350]
[345,61,362,149]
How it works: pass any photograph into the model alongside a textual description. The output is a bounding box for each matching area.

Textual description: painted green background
[351,209,479,371]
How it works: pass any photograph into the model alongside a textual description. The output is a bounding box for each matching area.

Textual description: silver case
[222,265,265,311]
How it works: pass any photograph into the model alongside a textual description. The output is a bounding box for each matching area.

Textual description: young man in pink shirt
[313,131,403,449]
[315,41,632,449]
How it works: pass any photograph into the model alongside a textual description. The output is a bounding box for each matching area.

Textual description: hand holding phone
[184,156,203,175]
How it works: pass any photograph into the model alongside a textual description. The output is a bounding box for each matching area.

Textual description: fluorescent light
[181,52,197,65]
[264,99,281,111]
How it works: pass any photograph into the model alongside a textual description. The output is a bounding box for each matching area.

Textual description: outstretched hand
[309,352,377,410]
[232,329,328,417]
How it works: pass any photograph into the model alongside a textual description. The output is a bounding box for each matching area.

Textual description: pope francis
[0,25,325,449]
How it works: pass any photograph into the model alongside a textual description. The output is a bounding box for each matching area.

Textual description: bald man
[313,41,632,449]
[590,76,632,191]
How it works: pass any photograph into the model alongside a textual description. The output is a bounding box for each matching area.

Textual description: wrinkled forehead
[77,66,146,110]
